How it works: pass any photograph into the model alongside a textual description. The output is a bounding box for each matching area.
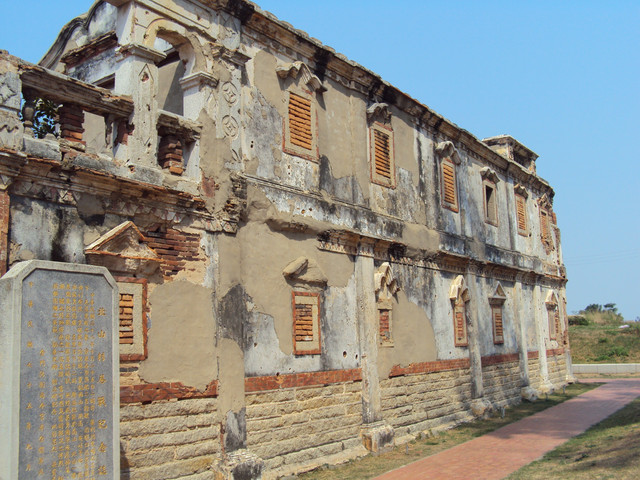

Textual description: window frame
[283,89,318,162]
[483,179,499,226]
[515,192,528,236]
[369,121,396,188]
[291,291,322,355]
[441,157,459,213]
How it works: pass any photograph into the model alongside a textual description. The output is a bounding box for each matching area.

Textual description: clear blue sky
[2,1,639,319]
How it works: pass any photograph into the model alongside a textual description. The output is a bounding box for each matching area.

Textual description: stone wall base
[361,422,395,453]
[213,450,264,480]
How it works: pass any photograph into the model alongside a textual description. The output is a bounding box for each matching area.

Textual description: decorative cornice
[179,71,219,90]
[116,43,167,63]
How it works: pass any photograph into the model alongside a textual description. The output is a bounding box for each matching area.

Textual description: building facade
[0,0,571,478]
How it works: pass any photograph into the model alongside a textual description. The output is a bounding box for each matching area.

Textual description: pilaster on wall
[513,281,531,387]
[533,284,553,392]
[465,273,484,400]
[0,188,9,276]
[355,241,395,451]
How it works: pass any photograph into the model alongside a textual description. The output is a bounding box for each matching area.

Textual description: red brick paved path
[374,378,640,480]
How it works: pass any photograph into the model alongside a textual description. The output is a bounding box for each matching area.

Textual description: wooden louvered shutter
[515,194,527,234]
[442,160,458,210]
[288,93,312,151]
[540,209,550,240]
[379,309,391,342]
[492,306,504,344]
[373,129,391,179]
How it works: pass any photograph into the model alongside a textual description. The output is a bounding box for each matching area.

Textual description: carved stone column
[0,177,12,276]
[114,43,165,168]
[0,53,25,149]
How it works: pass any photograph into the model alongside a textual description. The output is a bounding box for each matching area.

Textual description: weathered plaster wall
[138,280,216,390]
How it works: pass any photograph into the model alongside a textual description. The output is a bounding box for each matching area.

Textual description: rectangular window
[370,123,395,187]
[292,292,321,355]
[515,193,527,235]
[441,159,459,212]
[453,302,468,346]
[483,180,498,226]
[492,306,504,344]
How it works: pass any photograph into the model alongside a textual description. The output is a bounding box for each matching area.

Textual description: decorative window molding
[292,292,321,355]
[538,194,555,254]
[545,291,560,341]
[84,221,161,277]
[489,283,507,345]
[449,275,470,347]
[435,141,461,213]
[276,61,326,93]
[375,262,400,346]
[369,122,395,188]
[115,278,148,361]
[366,102,392,123]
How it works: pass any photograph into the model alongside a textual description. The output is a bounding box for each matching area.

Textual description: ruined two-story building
[0,0,571,478]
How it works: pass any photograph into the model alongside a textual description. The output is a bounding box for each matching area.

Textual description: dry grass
[507,397,640,480]
[298,383,597,480]
[569,323,640,363]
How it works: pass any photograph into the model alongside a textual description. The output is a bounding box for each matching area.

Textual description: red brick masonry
[120,380,218,404]
[245,368,362,393]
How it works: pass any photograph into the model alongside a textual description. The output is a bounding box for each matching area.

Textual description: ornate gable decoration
[537,193,553,210]
[85,221,161,276]
[514,183,529,198]
[276,61,326,93]
[366,102,391,124]
[545,290,558,308]
[480,167,500,184]
[375,262,400,306]
[449,275,470,303]
[489,283,507,305]
[435,140,461,165]
[283,256,328,287]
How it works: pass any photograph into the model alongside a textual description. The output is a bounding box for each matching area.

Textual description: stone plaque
[0,260,119,480]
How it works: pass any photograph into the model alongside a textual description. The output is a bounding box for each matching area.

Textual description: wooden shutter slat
[288,93,313,151]
[442,162,456,205]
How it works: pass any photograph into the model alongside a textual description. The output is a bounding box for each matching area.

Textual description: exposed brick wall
[120,398,220,479]
[119,292,134,345]
[381,366,473,437]
[245,368,361,393]
[246,380,363,471]
[59,103,85,145]
[120,380,218,404]
[0,189,9,276]
[144,229,201,280]
[481,353,520,367]
[388,358,470,377]
[157,134,184,175]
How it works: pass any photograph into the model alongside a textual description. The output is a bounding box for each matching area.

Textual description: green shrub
[569,315,588,326]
